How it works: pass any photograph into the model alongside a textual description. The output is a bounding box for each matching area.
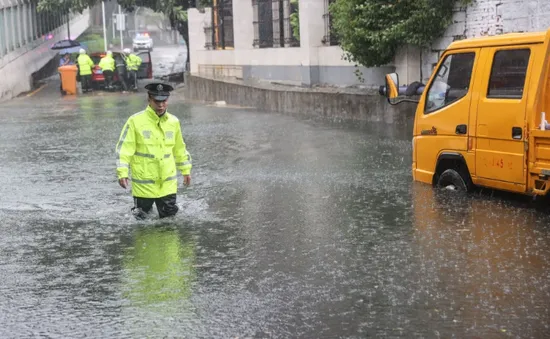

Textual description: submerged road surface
[0,86,549,338]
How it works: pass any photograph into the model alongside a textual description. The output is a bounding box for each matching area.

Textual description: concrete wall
[315,46,394,87]
[0,10,90,102]
[188,0,391,88]
[184,74,415,124]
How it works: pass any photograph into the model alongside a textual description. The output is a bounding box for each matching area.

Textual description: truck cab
[380,29,550,197]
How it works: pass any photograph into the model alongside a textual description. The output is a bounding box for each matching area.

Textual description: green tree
[289,0,299,42]
[329,0,470,68]
[37,0,97,13]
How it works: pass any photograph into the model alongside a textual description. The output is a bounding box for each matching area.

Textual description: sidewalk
[18,75,158,101]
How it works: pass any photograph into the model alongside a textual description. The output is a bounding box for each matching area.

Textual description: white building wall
[188,0,392,88]
[392,45,422,86]
[188,8,210,74]
[190,0,550,88]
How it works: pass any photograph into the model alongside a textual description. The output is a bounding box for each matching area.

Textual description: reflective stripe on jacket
[77,54,94,75]
[98,55,115,72]
[115,106,192,198]
[125,54,142,71]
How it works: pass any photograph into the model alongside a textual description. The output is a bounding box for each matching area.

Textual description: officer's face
[148,96,168,115]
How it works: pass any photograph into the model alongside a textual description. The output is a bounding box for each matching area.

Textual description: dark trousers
[81,74,92,92]
[116,66,128,92]
[132,194,179,219]
[127,70,138,90]
[103,70,114,89]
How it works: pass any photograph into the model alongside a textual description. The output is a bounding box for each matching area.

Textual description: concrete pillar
[188,8,210,74]
[21,1,27,45]
[234,0,254,49]
[252,1,260,47]
[283,0,291,47]
[298,0,325,85]
[393,44,422,85]
[15,0,23,48]
[272,0,281,47]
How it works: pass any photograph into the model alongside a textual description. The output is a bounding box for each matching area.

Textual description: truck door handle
[512,127,522,139]
[455,124,467,134]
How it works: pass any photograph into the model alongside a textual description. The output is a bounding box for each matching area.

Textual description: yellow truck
[380,29,550,196]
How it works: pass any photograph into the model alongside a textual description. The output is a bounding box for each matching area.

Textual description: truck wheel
[437,169,471,192]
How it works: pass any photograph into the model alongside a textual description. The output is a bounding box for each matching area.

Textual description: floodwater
[0,86,549,338]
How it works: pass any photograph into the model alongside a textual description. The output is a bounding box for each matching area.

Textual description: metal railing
[204,26,213,49]
[322,0,339,46]
[212,0,234,49]
[253,0,276,48]
[252,0,299,48]
[198,64,243,79]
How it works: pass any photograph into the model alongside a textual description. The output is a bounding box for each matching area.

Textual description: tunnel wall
[0,10,90,102]
[183,74,416,123]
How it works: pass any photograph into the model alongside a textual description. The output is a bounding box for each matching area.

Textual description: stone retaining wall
[183,75,417,124]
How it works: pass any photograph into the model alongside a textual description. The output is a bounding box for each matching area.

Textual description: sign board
[116,14,126,31]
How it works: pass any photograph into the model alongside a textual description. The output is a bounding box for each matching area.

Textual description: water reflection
[117,224,199,338]
[412,184,550,337]
[122,224,196,306]
[1,90,549,337]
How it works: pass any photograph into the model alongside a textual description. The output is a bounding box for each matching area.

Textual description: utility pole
[67,13,70,39]
[65,1,70,40]
[134,7,141,33]
[119,5,123,50]
[102,1,107,51]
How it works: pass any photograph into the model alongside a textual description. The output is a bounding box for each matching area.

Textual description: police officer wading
[98,51,115,91]
[77,48,94,92]
[123,48,142,91]
[115,83,192,219]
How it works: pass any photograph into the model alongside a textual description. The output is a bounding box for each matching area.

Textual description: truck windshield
[425,52,475,114]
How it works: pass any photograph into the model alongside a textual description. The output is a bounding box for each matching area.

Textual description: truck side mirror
[378,73,400,100]
[379,72,421,105]
[385,73,399,100]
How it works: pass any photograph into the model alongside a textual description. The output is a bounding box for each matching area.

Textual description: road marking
[26,83,47,97]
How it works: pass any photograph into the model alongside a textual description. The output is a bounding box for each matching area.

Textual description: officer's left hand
[119,178,129,189]
[183,175,191,186]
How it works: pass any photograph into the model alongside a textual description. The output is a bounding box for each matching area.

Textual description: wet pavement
[0,86,549,338]
[150,45,187,78]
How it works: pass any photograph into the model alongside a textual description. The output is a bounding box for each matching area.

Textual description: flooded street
[0,85,549,338]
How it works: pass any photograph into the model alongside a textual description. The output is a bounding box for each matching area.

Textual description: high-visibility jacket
[98,55,115,72]
[116,106,192,198]
[77,54,94,75]
[125,53,142,71]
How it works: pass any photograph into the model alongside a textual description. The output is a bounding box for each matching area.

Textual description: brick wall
[418,0,550,83]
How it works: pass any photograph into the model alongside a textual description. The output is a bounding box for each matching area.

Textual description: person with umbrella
[59,52,73,66]
[58,51,74,92]
[77,48,94,93]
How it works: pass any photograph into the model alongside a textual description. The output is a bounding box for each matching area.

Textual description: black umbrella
[50,39,81,50]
